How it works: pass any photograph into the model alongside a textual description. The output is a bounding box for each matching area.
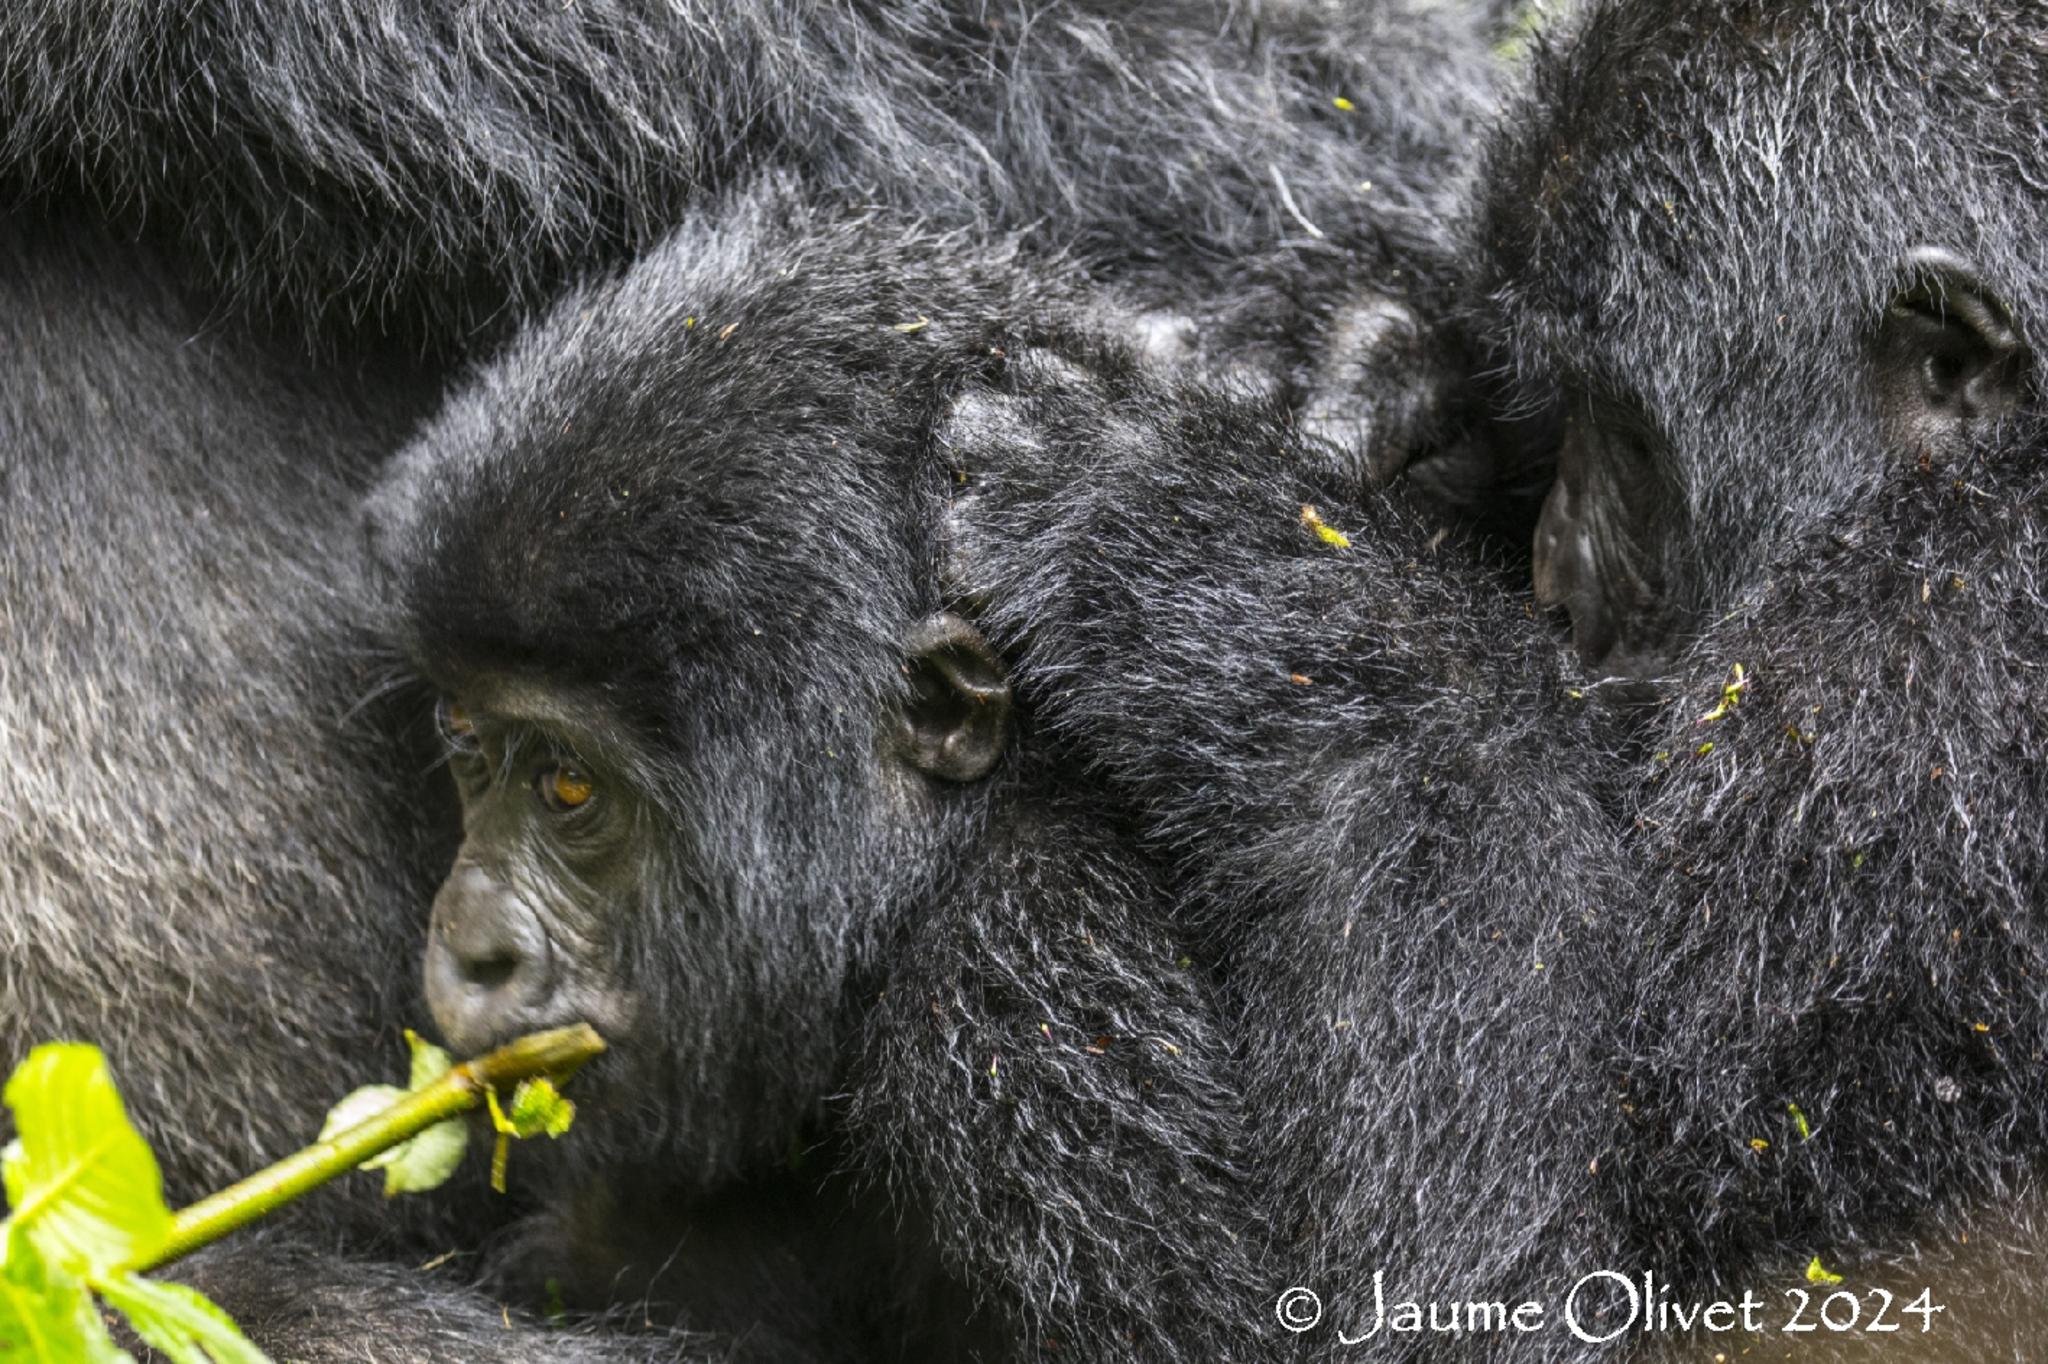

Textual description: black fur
[1471,0,2048,1355]
[0,3,1505,1357]
[367,192,1271,1361]
[1605,421,2048,1362]
[0,206,619,1361]
[352,9,2048,1356]
[931,5,2048,1354]
[942,300,2048,1364]
[1476,0,2046,674]
[945,339,1637,1360]
[0,0,1503,428]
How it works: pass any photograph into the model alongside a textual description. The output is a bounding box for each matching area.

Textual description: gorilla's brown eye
[436,697,479,753]
[536,764,596,813]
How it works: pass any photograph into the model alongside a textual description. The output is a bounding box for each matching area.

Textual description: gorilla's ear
[1531,400,1674,679]
[894,612,1012,783]
[1877,249,2030,460]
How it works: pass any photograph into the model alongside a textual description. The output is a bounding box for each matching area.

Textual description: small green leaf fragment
[1698,662,1750,725]
[505,1080,575,1140]
[1299,505,1352,549]
[1788,1102,1812,1140]
[98,1272,268,1364]
[1,1044,172,1277]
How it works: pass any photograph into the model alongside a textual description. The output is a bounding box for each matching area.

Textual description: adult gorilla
[0,0,1505,1358]
[1474,0,2048,1357]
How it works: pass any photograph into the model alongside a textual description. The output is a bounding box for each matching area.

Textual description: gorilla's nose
[425,864,556,1056]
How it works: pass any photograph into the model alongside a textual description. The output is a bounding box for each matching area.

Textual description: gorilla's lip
[559,985,639,1051]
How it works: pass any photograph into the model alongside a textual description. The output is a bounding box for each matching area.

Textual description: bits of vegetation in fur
[1300,505,1352,549]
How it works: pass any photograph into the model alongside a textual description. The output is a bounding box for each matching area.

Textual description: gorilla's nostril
[424,868,560,1053]
[463,952,522,992]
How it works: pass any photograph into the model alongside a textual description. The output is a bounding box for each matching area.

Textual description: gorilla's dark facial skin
[423,690,647,1058]
[1529,393,1683,677]
[369,191,1270,1362]
[415,611,1011,1112]
[1478,0,2042,683]
[408,620,1029,1360]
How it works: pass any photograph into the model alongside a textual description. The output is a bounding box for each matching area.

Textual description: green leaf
[318,1084,467,1197]
[504,1080,575,1140]
[96,1273,267,1364]
[402,1032,452,1092]
[318,1085,406,1143]
[366,1121,467,1198]
[318,1032,468,1198]
[1,1045,171,1276]
[481,1081,574,1194]
[0,1226,132,1363]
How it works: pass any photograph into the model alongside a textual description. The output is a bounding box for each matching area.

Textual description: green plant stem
[124,1024,606,1274]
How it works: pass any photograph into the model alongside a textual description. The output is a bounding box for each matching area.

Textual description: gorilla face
[416,612,1014,1067]
[364,195,1041,1187]
[421,687,648,1059]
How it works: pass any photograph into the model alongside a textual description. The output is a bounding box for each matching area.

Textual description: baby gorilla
[366,184,1268,1362]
